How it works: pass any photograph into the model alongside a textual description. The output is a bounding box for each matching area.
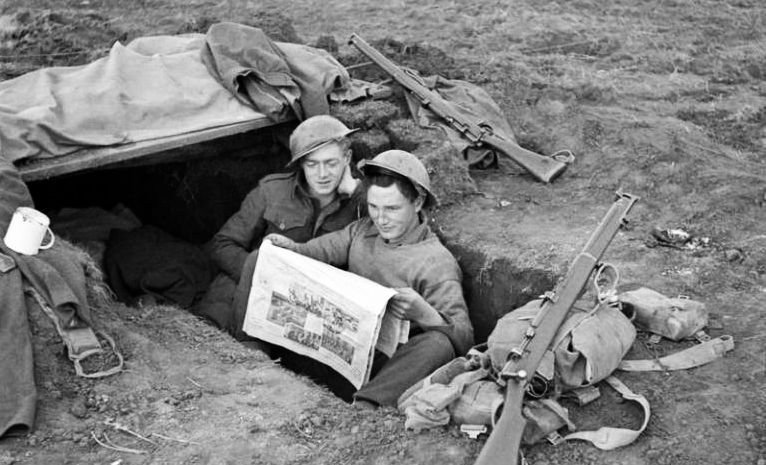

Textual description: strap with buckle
[25,286,123,378]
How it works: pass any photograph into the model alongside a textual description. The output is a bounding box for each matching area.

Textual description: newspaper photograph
[242,240,407,389]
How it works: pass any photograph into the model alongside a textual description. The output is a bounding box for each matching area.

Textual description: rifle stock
[482,133,567,183]
[348,33,569,184]
[475,192,638,465]
[476,387,527,464]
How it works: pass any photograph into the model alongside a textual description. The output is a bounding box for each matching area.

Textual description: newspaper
[243,240,409,389]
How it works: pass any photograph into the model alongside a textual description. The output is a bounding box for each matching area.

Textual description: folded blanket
[202,22,350,121]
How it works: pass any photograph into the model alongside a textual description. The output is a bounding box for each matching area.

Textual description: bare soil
[1,1,765,464]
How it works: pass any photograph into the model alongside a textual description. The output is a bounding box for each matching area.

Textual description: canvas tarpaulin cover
[0,25,350,164]
[0,34,260,163]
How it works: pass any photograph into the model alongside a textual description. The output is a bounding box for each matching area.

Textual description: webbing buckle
[460,424,488,439]
[26,286,124,379]
[546,430,565,446]
[70,330,124,379]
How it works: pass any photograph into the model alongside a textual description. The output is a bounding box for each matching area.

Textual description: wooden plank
[18,115,292,182]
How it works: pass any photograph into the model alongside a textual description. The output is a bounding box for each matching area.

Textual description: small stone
[756,458,765,465]
[350,426,359,434]
[69,399,88,419]
[724,249,744,262]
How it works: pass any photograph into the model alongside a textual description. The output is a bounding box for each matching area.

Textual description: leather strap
[563,375,650,450]
[618,335,734,372]
[26,286,123,378]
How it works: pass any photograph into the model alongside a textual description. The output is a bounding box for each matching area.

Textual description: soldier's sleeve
[290,220,358,268]
[418,266,475,356]
[210,186,268,282]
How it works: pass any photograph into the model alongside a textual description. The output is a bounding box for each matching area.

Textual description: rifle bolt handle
[503,369,528,380]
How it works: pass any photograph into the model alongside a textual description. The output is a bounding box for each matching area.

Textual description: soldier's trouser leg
[193,272,237,331]
[354,331,455,407]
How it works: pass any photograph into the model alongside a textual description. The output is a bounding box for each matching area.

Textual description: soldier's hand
[336,163,360,196]
[264,233,296,249]
[388,287,445,327]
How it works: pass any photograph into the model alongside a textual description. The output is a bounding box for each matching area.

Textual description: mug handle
[39,227,55,250]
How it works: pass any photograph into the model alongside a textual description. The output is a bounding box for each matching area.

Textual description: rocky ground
[1,0,765,464]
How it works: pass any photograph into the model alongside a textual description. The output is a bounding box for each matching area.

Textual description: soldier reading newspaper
[248,150,474,408]
[244,239,406,389]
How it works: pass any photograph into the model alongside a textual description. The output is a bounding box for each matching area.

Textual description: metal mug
[3,207,55,255]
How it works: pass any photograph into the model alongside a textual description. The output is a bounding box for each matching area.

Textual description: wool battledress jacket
[288,216,474,356]
[199,171,363,334]
[211,172,363,281]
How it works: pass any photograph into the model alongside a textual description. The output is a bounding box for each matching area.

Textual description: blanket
[202,23,350,121]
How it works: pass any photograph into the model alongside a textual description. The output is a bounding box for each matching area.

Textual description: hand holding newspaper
[243,240,410,389]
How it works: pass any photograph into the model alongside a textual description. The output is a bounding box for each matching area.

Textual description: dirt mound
[340,36,467,81]
[0,9,125,79]
[176,8,302,43]
[677,106,766,153]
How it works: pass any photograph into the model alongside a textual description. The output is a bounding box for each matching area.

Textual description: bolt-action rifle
[474,191,638,465]
[348,33,571,183]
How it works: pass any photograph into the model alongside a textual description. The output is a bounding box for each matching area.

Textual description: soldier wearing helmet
[196,115,364,338]
[266,150,474,408]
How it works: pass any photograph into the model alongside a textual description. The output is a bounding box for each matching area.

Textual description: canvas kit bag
[399,293,650,448]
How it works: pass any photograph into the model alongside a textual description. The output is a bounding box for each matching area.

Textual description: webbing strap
[25,286,123,378]
[618,335,734,372]
[562,375,650,450]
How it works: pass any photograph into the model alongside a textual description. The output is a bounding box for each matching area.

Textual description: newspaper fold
[243,241,409,389]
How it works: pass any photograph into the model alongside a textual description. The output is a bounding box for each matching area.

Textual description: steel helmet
[357,149,438,208]
[287,115,358,166]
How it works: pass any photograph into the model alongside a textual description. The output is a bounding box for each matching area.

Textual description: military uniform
[195,171,363,335]
[289,216,474,406]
